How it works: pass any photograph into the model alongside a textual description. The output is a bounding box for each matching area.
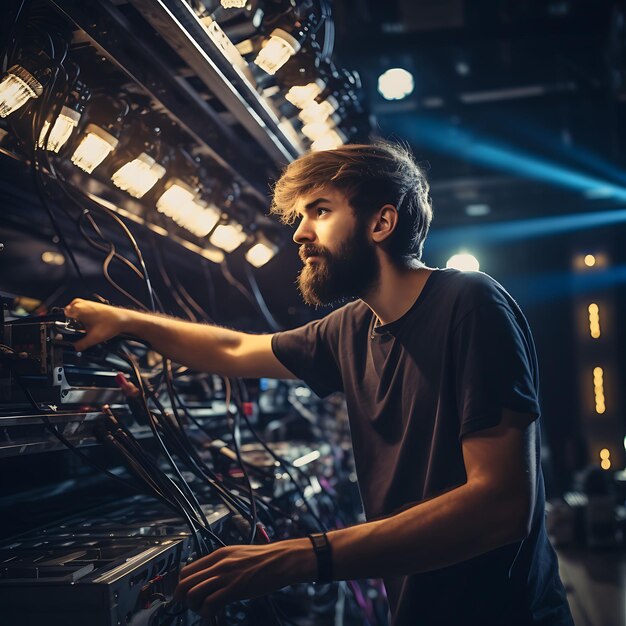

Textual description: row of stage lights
[0,62,277,268]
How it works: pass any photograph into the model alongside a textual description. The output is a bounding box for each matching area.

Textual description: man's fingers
[199,588,230,618]
[179,550,225,578]
[175,568,214,602]
[185,575,221,612]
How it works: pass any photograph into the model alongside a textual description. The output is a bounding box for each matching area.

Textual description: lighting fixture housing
[210,222,247,252]
[71,123,119,173]
[311,128,347,151]
[0,64,45,118]
[298,95,339,124]
[254,29,301,76]
[245,238,278,267]
[157,179,221,238]
[285,79,326,109]
[38,106,81,152]
[111,152,166,198]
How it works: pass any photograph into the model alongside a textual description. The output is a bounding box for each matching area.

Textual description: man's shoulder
[435,269,514,309]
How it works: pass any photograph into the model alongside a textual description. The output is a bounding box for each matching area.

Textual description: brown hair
[270,140,433,265]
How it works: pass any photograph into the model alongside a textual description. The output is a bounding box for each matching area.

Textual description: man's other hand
[174,540,315,618]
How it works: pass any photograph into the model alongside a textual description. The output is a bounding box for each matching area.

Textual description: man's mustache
[299,245,328,262]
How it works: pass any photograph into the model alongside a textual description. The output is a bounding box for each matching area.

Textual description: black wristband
[308,532,333,584]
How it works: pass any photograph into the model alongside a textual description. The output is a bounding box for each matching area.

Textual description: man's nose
[293,218,315,244]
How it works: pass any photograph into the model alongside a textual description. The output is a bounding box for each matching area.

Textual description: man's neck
[361,259,435,326]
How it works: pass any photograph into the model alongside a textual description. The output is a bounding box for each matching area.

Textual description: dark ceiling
[332,0,625,228]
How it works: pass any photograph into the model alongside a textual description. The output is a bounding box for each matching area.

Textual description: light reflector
[245,241,278,267]
[210,222,247,252]
[254,29,301,75]
[71,124,119,173]
[0,65,43,118]
[111,152,166,198]
[38,106,81,152]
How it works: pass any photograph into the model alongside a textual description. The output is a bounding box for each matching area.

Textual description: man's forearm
[325,480,528,581]
[122,309,245,375]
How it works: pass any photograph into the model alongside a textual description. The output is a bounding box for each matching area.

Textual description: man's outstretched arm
[175,408,536,617]
[63,298,296,379]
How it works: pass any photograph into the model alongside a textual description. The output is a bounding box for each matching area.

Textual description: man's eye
[317,207,330,217]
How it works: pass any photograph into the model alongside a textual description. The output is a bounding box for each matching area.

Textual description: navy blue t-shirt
[272,268,573,626]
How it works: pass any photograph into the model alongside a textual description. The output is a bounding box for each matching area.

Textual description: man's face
[292,187,380,306]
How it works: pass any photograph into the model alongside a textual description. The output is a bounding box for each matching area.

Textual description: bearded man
[64,141,574,626]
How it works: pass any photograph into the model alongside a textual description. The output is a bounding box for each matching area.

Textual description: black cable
[159,365,257,521]
[226,378,258,544]
[244,265,281,332]
[234,380,327,532]
[119,349,213,538]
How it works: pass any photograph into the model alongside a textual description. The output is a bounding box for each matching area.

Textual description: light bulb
[0,65,43,118]
[298,97,338,124]
[254,29,301,75]
[71,124,119,173]
[302,120,334,141]
[310,129,345,151]
[111,152,166,198]
[184,202,221,238]
[285,80,325,108]
[210,223,247,252]
[246,241,278,267]
[38,106,81,152]
[157,180,196,217]
[157,180,221,237]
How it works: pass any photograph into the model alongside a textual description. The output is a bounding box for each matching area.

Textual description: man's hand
[174,540,315,618]
[63,298,130,351]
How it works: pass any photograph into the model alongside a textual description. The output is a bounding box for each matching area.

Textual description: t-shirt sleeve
[271,314,343,398]
[453,301,541,438]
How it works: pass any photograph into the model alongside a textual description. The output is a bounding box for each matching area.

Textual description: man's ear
[371,204,398,243]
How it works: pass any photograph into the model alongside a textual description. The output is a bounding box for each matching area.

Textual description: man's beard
[297,224,380,307]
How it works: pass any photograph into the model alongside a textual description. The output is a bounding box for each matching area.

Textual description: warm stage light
[0,65,44,118]
[301,120,332,141]
[311,128,346,151]
[38,106,81,152]
[587,303,601,339]
[111,152,166,198]
[285,80,325,108]
[156,180,220,237]
[246,240,278,267]
[593,366,606,414]
[377,68,414,101]
[446,253,480,272]
[210,222,247,252]
[41,251,65,266]
[298,97,338,125]
[584,254,596,267]
[157,180,196,216]
[71,124,119,173]
[254,29,301,75]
